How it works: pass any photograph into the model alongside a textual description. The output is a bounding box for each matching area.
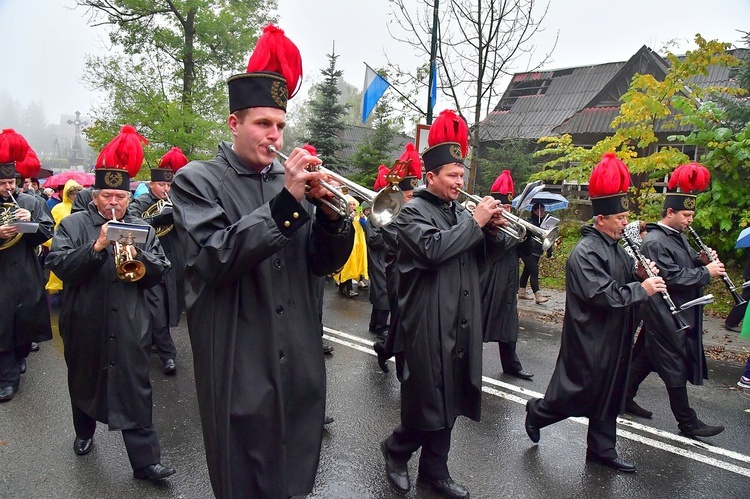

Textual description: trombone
[457,188,559,251]
[267,145,404,227]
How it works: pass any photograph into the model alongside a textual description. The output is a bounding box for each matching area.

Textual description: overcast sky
[1,0,748,123]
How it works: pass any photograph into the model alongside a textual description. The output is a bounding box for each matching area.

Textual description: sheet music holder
[10,221,39,233]
[540,216,559,230]
[107,222,148,245]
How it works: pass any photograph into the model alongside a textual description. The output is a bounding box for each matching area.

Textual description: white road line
[323,326,750,476]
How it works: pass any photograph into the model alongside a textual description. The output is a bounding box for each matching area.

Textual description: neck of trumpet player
[93,189,131,221]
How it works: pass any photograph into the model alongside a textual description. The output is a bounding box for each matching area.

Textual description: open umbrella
[512,191,569,212]
[41,171,95,189]
[735,227,750,249]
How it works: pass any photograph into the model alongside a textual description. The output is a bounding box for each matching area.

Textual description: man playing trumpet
[170,25,354,499]
[47,126,175,482]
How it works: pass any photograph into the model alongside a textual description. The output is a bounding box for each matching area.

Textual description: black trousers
[369,308,390,335]
[72,404,161,470]
[385,425,452,480]
[152,325,177,364]
[0,344,31,388]
[498,341,523,374]
[527,398,618,460]
[519,254,541,293]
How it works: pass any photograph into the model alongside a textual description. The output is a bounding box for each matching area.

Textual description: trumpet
[686,226,747,307]
[142,193,174,237]
[457,189,559,251]
[267,145,404,227]
[111,209,146,282]
[0,189,22,251]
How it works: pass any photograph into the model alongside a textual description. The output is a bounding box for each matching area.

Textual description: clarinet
[622,233,689,332]
[686,226,747,306]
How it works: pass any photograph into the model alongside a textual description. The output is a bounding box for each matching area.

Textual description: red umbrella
[41,171,95,189]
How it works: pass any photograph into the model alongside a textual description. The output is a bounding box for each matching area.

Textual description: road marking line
[324,326,750,474]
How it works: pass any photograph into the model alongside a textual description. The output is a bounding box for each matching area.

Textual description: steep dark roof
[478,62,624,141]
[479,46,741,141]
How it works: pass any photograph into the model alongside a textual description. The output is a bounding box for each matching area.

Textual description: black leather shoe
[133,463,176,481]
[585,451,636,472]
[418,476,470,498]
[163,359,176,375]
[525,400,540,443]
[30,342,39,352]
[507,369,534,380]
[625,398,652,418]
[373,342,390,373]
[322,342,334,355]
[381,440,410,494]
[73,437,94,456]
[19,358,27,375]
[0,386,17,402]
[324,415,334,425]
[679,420,725,437]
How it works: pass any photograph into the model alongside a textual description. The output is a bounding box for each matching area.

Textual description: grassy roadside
[537,220,743,320]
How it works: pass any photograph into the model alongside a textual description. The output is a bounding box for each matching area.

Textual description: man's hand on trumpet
[472,196,504,229]
[279,146,342,220]
[93,223,113,253]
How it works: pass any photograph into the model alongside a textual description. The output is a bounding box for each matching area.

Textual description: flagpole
[426,0,440,124]
[364,63,425,117]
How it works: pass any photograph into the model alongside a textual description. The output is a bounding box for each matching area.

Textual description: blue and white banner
[361,64,390,123]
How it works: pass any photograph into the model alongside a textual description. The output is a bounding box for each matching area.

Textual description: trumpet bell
[116,259,146,282]
[369,186,403,228]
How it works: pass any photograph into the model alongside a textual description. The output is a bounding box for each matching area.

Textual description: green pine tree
[304,49,350,169]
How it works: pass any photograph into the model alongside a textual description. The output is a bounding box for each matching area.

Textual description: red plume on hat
[96,125,149,177]
[427,110,469,156]
[397,143,423,178]
[16,147,41,179]
[667,162,710,193]
[158,146,189,173]
[301,144,317,156]
[246,24,303,99]
[373,164,389,191]
[0,129,30,164]
[588,152,630,197]
[491,170,514,196]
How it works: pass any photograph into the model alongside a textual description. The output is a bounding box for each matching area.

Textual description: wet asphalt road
[1,281,749,498]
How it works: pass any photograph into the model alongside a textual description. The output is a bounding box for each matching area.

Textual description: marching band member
[128,147,189,375]
[0,130,53,402]
[525,153,665,473]
[47,126,174,481]
[626,163,726,437]
[380,110,506,498]
[480,170,534,380]
[170,24,353,498]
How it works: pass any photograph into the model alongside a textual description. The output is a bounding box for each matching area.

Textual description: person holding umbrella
[519,203,551,304]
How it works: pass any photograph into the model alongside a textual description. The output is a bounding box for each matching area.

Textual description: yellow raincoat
[45,179,82,293]
[333,197,368,284]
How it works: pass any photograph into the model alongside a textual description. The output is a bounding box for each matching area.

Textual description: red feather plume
[667,162,710,193]
[15,147,41,179]
[373,164,389,191]
[301,144,317,156]
[397,143,422,178]
[491,170,514,195]
[158,146,189,172]
[427,110,469,156]
[0,128,30,164]
[96,125,149,177]
[246,24,303,99]
[588,152,630,197]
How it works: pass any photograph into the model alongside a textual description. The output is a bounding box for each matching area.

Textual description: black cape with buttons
[46,203,169,430]
[543,225,647,420]
[170,142,354,499]
[0,190,54,352]
[394,189,505,430]
[128,189,186,327]
[639,223,711,387]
